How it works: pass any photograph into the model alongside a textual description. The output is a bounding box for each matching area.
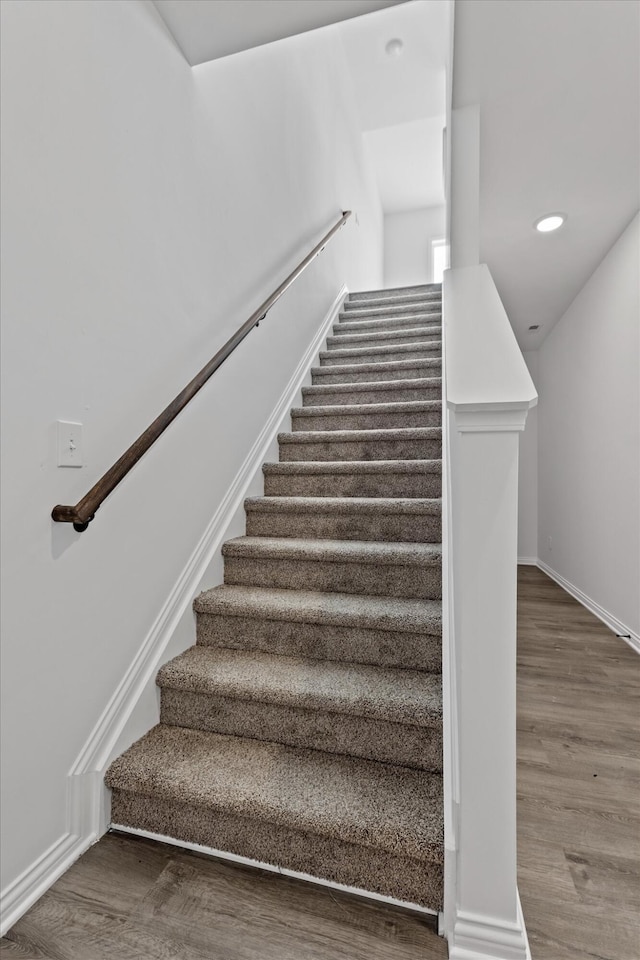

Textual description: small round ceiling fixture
[385,38,404,57]
[534,213,566,233]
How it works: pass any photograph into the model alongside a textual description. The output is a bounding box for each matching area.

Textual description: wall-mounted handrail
[52,210,352,531]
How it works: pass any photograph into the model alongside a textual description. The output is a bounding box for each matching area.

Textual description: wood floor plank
[517,565,640,960]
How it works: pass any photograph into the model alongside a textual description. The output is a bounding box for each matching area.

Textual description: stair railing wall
[443,262,537,960]
[50,211,351,532]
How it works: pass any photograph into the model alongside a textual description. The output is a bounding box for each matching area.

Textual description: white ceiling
[338,0,448,213]
[151,0,408,66]
[454,0,640,349]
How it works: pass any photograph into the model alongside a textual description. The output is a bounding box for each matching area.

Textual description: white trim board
[0,832,95,937]
[1,286,348,938]
[522,559,639,655]
[110,824,439,920]
[448,890,531,960]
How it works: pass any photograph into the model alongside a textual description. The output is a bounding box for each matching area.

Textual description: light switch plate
[57,420,83,467]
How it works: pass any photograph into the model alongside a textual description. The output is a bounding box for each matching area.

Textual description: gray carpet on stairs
[105,284,444,911]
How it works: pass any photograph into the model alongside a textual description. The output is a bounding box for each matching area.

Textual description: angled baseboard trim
[537,559,640,656]
[66,284,348,832]
[2,287,348,940]
[0,831,95,938]
[517,557,538,565]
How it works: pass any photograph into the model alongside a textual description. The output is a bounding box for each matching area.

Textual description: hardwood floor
[516,565,640,960]
[2,567,638,959]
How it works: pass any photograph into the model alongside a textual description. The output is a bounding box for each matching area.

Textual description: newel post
[444,265,536,960]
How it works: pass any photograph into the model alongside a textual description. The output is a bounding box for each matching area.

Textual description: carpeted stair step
[156,646,442,771]
[319,343,441,366]
[339,303,441,322]
[311,357,441,385]
[327,326,441,348]
[246,495,441,542]
[278,427,441,461]
[302,377,442,406]
[291,401,441,432]
[222,537,441,599]
[334,315,442,337]
[262,459,442,499]
[194,585,442,672]
[348,283,440,303]
[106,724,444,909]
[344,299,441,315]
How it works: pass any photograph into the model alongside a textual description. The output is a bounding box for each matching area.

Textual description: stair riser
[348,284,440,302]
[161,689,442,772]
[245,510,441,543]
[110,791,443,910]
[302,382,442,405]
[335,320,442,338]
[311,362,440,384]
[291,410,441,431]
[341,305,441,320]
[327,330,441,348]
[224,556,441,600]
[320,346,440,366]
[279,437,442,461]
[345,295,441,310]
[263,472,442,499]
[196,614,441,672]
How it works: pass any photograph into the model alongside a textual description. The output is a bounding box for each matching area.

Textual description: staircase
[105,283,444,911]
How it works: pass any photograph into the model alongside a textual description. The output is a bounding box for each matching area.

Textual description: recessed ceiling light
[385,38,404,57]
[534,213,566,233]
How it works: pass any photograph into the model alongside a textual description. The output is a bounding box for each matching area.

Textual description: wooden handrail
[52,211,352,531]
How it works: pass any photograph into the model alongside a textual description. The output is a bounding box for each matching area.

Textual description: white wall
[383,204,445,288]
[517,351,538,561]
[0,0,382,898]
[537,213,639,636]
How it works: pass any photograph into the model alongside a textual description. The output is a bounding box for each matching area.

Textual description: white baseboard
[0,832,95,937]
[448,891,531,959]
[517,557,538,566]
[64,287,349,832]
[537,559,640,655]
[111,824,438,919]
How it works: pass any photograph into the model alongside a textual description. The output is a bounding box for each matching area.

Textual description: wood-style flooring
[516,565,639,960]
[2,566,638,960]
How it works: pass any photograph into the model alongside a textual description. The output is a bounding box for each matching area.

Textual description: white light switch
[57,420,83,467]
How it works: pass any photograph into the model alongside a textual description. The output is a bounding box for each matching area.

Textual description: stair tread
[311,358,440,377]
[304,376,441,392]
[349,283,440,298]
[279,427,441,444]
[194,584,442,635]
[328,326,441,345]
[292,401,441,418]
[320,342,441,359]
[158,647,442,727]
[245,496,441,515]
[223,536,442,565]
[340,308,441,321]
[263,459,442,475]
[106,724,444,862]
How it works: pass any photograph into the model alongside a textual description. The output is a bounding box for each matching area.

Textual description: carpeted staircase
[105,283,444,911]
